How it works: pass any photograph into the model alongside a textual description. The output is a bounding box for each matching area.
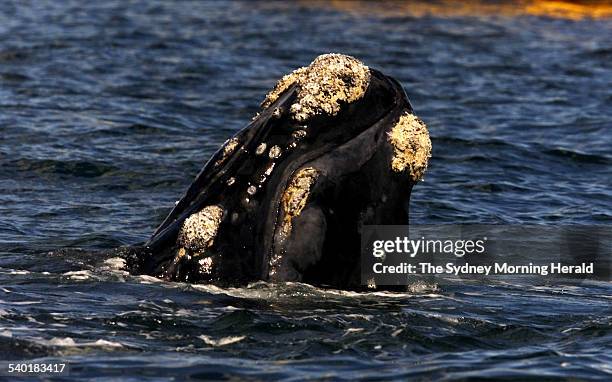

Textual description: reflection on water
[0,0,610,380]
[308,0,612,20]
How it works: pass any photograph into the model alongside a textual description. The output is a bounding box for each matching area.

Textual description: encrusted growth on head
[177,205,224,252]
[198,256,214,274]
[280,167,319,237]
[261,54,370,122]
[214,137,240,167]
[261,67,307,110]
[388,113,432,181]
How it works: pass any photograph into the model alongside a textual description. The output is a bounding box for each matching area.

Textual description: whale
[127,54,431,289]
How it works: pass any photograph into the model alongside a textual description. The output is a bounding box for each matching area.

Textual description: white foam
[63,270,96,280]
[138,275,163,284]
[0,330,12,337]
[92,339,123,348]
[342,328,365,337]
[103,257,126,270]
[47,337,76,346]
[45,337,123,348]
[199,335,245,347]
[192,281,416,301]
[9,270,30,275]
[0,299,41,305]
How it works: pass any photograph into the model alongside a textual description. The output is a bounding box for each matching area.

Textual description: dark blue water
[1,1,611,380]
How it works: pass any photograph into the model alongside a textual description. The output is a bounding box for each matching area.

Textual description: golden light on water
[304,1,612,20]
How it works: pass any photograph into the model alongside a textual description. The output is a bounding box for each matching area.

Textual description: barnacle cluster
[261,53,371,122]
[279,167,319,237]
[214,137,240,167]
[177,205,224,252]
[387,113,432,181]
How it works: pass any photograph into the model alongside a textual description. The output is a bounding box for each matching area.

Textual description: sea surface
[0,1,611,380]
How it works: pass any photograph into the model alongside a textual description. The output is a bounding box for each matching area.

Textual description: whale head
[133,54,431,288]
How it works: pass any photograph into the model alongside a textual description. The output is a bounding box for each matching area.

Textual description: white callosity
[177,205,224,252]
[198,257,214,274]
[268,145,282,159]
[261,53,371,122]
[280,167,319,237]
[387,113,432,181]
[255,142,267,155]
[269,167,319,276]
[214,137,240,167]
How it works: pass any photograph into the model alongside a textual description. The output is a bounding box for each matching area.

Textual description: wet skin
[129,66,425,289]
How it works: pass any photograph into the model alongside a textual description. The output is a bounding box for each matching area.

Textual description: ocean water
[0,1,611,380]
